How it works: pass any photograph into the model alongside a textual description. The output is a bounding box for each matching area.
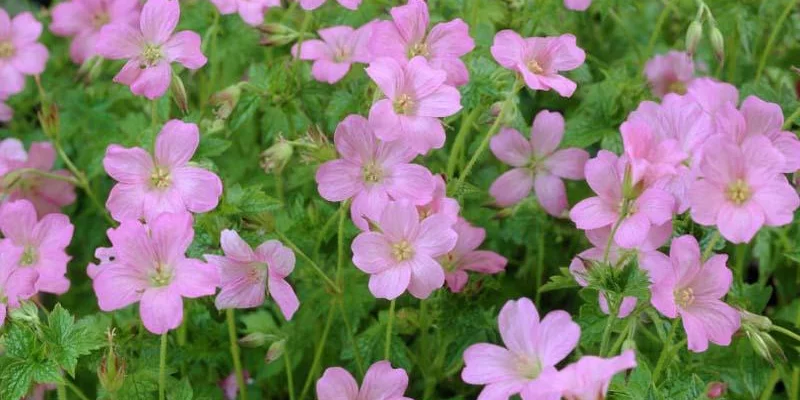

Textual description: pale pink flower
[351,200,457,299]
[569,151,675,249]
[0,242,38,327]
[647,235,740,352]
[416,174,459,224]
[0,9,48,95]
[564,0,591,11]
[366,56,462,155]
[211,0,279,27]
[0,140,77,216]
[489,110,589,216]
[103,119,223,222]
[644,51,694,98]
[369,0,474,86]
[91,212,218,334]
[535,350,637,400]
[316,361,410,400]
[205,230,299,320]
[87,246,115,279]
[96,0,207,99]
[462,298,579,400]
[620,119,686,188]
[441,218,507,293]
[491,30,585,97]
[292,23,373,84]
[50,0,141,64]
[0,91,11,122]
[299,0,361,11]
[686,77,739,117]
[689,136,799,243]
[315,115,435,230]
[219,370,252,400]
[0,199,73,295]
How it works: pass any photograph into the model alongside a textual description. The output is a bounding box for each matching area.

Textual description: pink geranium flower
[417,174,459,224]
[0,140,76,216]
[647,235,740,352]
[462,298,579,400]
[0,9,48,95]
[366,56,462,155]
[370,0,474,86]
[489,110,589,216]
[535,350,637,400]
[315,114,435,230]
[103,119,223,222]
[0,199,73,295]
[205,230,299,320]
[564,0,591,11]
[219,370,252,400]
[491,30,585,97]
[689,136,799,243]
[569,151,675,249]
[686,77,739,117]
[50,0,140,64]
[91,212,218,334]
[0,92,11,122]
[292,23,373,84]
[96,0,207,99]
[0,242,38,327]
[299,0,361,11]
[644,51,695,98]
[351,200,457,299]
[211,0,280,27]
[316,361,410,400]
[441,218,507,293]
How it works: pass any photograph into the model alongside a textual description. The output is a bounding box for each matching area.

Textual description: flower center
[527,59,544,74]
[20,246,37,266]
[515,356,542,380]
[149,263,173,287]
[408,41,430,58]
[668,80,687,95]
[674,287,695,308]
[362,161,384,184]
[248,262,269,283]
[440,252,457,272]
[393,94,415,115]
[141,44,163,67]
[333,47,350,63]
[726,179,751,205]
[150,166,171,189]
[391,241,414,262]
[0,41,14,58]
[92,12,111,29]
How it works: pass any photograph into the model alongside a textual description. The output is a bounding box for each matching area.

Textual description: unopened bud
[239,332,269,348]
[686,21,703,55]
[745,326,786,365]
[265,339,286,364]
[37,102,59,139]
[621,339,637,352]
[740,310,772,331]
[98,328,126,393]
[170,73,189,114]
[706,382,726,399]
[260,138,294,173]
[210,84,242,120]
[258,23,293,36]
[710,26,724,62]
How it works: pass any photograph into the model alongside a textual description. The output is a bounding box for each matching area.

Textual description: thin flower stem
[299,305,336,400]
[598,298,620,356]
[772,325,800,343]
[292,11,313,70]
[150,99,158,131]
[57,383,68,400]
[226,309,248,400]
[535,232,544,305]
[610,313,637,355]
[274,230,341,294]
[11,168,80,185]
[784,104,800,130]
[755,0,798,81]
[159,333,168,400]
[338,299,365,378]
[446,107,481,179]
[651,318,680,384]
[335,200,349,285]
[52,141,115,225]
[284,346,296,400]
[313,208,341,260]
[760,368,781,400]
[702,230,722,262]
[602,200,629,264]
[644,0,672,58]
[65,380,90,400]
[384,300,396,360]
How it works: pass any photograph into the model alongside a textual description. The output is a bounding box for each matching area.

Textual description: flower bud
[37,102,60,139]
[710,26,724,62]
[621,338,637,352]
[685,21,703,56]
[239,332,270,348]
[210,84,242,120]
[10,301,39,324]
[170,73,189,114]
[740,310,772,331]
[706,382,726,399]
[265,339,286,364]
[99,328,126,393]
[260,138,294,174]
[745,325,786,365]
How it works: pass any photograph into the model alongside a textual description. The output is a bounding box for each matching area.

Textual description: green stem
[534,232,544,305]
[275,171,285,204]
[336,201,348,285]
[755,0,798,81]
[384,300,396,360]
[150,99,158,132]
[10,168,80,185]
[784,104,800,130]
[644,0,672,58]
[610,314,637,355]
[159,333,168,400]
[338,300,365,378]
[226,309,248,400]
[275,230,341,294]
[52,141,114,225]
[57,383,67,400]
[702,230,722,261]
[761,368,781,400]
[292,11,313,71]
[284,346,296,400]
[299,306,336,400]
[65,380,90,400]
[651,319,679,384]
[446,107,481,179]
[598,298,619,356]
[772,325,800,343]
[603,201,629,263]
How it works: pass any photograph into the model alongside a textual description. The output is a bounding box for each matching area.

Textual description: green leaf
[539,267,580,293]
[42,304,106,376]
[0,360,33,400]
[168,378,194,400]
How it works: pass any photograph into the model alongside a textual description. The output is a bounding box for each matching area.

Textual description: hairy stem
[755,0,798,81]
[299,305,336,400]
[338,300,365,378]
[159,333,168,400]
[65,380,90,400]
[598,298,620,356]
[651,318,679,384]
[226,309,248,400]
[644,0,672,58]
[702,230,722,262]
[384,300,397,360]
[284,346,296,400]
[446,107,481,179]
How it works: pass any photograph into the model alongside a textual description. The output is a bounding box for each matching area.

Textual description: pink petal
[548,34,585,71]
[530,110,565,156]
[533,172,568,217]
[569,197,618,230]
[352,232,395,273]
[256,240,295,277]
[130,62,172,99]
[149,212,194,265]
[96,23,143,59]
[140,286,183,334]
[32,213,73,250]
[368,99,403,142]
[210,0,238,14]
[0,65,24,95]
[688,180,725,226]
[683,300,740,352]
[741,135,783,181]
[350,188,389,231]
[106,183,146,221]
[0,199,36,241]
[584,150,623,201]
[669,235,702,281]
[498,298,539,358]
[427,19,474,58]
[385,163,435,204]
[334,114,375,162]
[544,148,588,180]
[142,188,187,221]
[213,266,266,309]
[462,343,523,384]
[171,166,223,213]
[773,132,800,172]
[635,188,675,225]
[717,202,765,244]
[740,96,783,138]
[692,254,733,299]
[613,212,650,249]
[220,229,255,262]
[299,0,325,10]
[378,200,420,241]
[10,12,42,46]
[113,59,143,85]
[237,1,267,26]
[173,258,218,298]
[428,56,469,86]
[406,56,447,100]
[360,361,410,400]
[140,0,179,44]
[103,144,153,184]
[292,39,330,60]
[311,59,351,84]
[564,0,591,11]
[336,0,361,10]
[458,250,507,274]
[5,268,38,305]
[535,310,580,366]
[315,160,363,202]
[367,21,406,62]
[316,367,358,400]
[753,177,799,226]
[366,57,405,100]
[268,276,299,320]
[415,214,458,257]
[491,30,525,69]
[415,85,461,118]
[390,0,429,45]
[490,128,532,168]
[538,74,578,97]
[163,31,207,69]
[154,120,197,167]
[490,168,534,207]
[50,1,90,36]
[398,115,446,155]
[406,254,446,299]
[0,101,11,122]
[368,265,411,299]
[0,9,8,39]
[92,264,148,311]
[10,43,48,75]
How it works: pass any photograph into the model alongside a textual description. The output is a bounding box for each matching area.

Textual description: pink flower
[96,0,207,99]
[0,9,48,95]
[491,30,585,97]
[489,110,589,216]
[686,77,739,117]
[535,350,637,400]
[569,151,675,249]
[316,361,410,400]
[647,235,740,352]
[315,115,435,230]
[0,242,38,327]
[366,56,462,155]
[564,0,591,11]
[441,218,507,293]
[205,230,299,320]
[462,298,579,400]
[292,23,373,84]
[0,91,11,122]
[91,212,218,334]
[351,200,457,299]
[299,0,361,11]
[103,119,223,222]
[369,0,474,86]
[219,370,252,400]
[0,199,73,295]
[50,0,141,64]
[417,174,459,223]
[211,0,280,27]
[619,119,686,189]
[689,136,799,243]
[0,140,77,216]
[644,51,695,98]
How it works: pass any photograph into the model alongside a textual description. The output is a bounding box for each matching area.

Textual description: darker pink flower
[644,51,694,98]
[0,9,48,95]
[462,298,579,400]
[0,199,73,295]
[689,136,799,243]
[536,350,637,400]
[219,370,252,400]
[315,115,435,230]
[292,23,373,84]
[369,0,474,86]
[0,140,77,216]
[489,110,589,216]
[103,119,223,222]
[91,212,218,334]
[441,218,507,293]
[316,361,410,400]
[564,0,591,11]
[351,200,457,299]
[50,0,141,64]
[205,230,299,320]
[647,235,740,352]
[211,0,280,26]
[299,0,361,11]
[366,56,462,155]
[417,174,459,224]
[0,242,38,327]
[96,0,207,99]
[491,30,585,97]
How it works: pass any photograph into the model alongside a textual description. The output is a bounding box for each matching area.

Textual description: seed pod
[260,138,294,174]
[170,73,189,114]
[265,339,286,364]
[710,26,725,62]
[210,84,242,120]
[686,21,703,56]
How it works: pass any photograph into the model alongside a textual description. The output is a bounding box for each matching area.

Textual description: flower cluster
[0,8,48,122]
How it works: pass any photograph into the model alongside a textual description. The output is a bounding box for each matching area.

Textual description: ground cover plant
[1,0,800,399]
